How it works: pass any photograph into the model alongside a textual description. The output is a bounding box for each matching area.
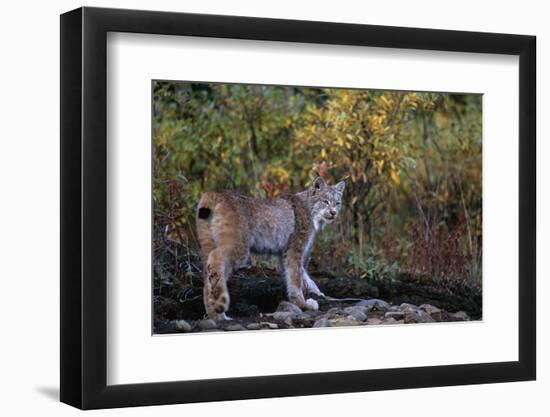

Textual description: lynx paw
[305,298,319,311]
[208,313,233,321]
[214,312,232,321]
[207,288,230,317]
[304,275,324,297]
[309,288,325,298]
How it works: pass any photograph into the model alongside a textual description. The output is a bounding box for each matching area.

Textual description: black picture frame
[60,6,536,410]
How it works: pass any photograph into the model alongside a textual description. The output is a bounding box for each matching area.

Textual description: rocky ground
[154,270,478,334]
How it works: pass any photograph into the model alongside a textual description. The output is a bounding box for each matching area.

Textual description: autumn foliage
[153,81,482,289]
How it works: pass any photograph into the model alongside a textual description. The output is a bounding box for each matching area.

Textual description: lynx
[196,176,345,320]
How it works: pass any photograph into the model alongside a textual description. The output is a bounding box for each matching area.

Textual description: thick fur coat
[196,177,345,320]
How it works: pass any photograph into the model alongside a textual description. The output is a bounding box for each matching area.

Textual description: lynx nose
[329,210,336,218]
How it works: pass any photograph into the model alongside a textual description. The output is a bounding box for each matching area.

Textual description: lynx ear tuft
[333,181,345,194]
[312,176,327,194]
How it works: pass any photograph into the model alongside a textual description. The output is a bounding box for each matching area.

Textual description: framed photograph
[60,6,536,409]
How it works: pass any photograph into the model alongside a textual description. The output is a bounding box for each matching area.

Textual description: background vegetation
[152,81,482,296]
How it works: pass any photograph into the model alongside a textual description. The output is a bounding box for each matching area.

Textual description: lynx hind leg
[203,248,231,320]
[203,244,250,320]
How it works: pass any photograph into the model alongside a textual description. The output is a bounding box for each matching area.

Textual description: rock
[400,302,417,308]
[399,302,419,312]
[383,317,397,324]
[419,304,443,321]
[404,310,435,324]
[366,318,383,325]
[450,311,470,321]
[276,301,303,315]
[174,319,192,332]
[247,322,279,330]
[344,305,369,314]
[291,315,315,327]
[313,318,332,328]
[198,319,217,330]
[324,307,344,319]
[349,311,368,322]
[343,306,368,322]
[272,311,296,322]
[384,311,405,320]
[329,318,362,327]
[302,309,324,318]
[224,323,246,331]
[354,299,390,312]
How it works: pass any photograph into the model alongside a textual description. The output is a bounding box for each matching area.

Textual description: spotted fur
[196,176,345,320]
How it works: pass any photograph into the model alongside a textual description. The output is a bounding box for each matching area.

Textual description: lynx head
[309,176,345,230]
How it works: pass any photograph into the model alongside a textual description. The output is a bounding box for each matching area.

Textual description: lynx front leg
[302,268,324,298]
[282,255,319,311]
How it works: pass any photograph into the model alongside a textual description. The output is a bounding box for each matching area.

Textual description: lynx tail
[197,207,212,219]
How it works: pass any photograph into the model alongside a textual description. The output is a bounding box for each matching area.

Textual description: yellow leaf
[390,170,400,185]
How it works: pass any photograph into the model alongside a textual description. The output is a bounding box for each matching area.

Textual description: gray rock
[450,311,470,321]
[384,311,405,320]
[272,311,296,323]
[344,305,369,314]
[348,311,368,322]
[404,310,435,324]
[354,299,390,312]
[174,320,192,332]
[366,318,383,325]
[276,301,303,315]
[302,309,324,318]
[313,318,332,328]
[329,318,362,327]
[224,323,246,331]
[419,304,443,321]
[291,315,315,327]
[247,322,279,330]
[323,307,345,319]
[343,306,368,322]
[399,303,419,313]
[198,319,217,330]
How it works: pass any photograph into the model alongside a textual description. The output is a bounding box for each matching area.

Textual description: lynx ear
[333,181,345,195]
[311,176,327,194]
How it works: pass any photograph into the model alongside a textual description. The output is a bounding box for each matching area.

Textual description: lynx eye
[323,200,330,205]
